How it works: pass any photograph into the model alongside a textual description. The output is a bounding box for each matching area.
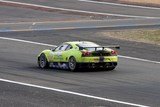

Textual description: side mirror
[115,46,120,49]
[51,47,57,51]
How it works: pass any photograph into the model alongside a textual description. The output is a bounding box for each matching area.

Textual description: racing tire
[68,56,77,71]
[38,53,49,69]
[107,67,116,71]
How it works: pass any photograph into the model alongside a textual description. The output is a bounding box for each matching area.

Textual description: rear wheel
[38,53,49,68]
[104,62,117,71]
[68,56,77,71]
[107,66,116,71]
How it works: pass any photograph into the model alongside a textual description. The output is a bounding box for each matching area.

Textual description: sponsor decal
[50,63,68,69]
[106,58,111,61]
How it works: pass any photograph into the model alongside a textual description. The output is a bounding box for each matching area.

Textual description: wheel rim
[69,57,76,70]
[40,55,46,68]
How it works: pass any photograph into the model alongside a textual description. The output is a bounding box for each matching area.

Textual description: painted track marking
[119,55,160,64]
[0,37,57,47]
[0,78,149,107]
[0,0,158,18]
[79,0,160,10]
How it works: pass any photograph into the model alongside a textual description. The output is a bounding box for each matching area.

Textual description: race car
[37,41,120,71]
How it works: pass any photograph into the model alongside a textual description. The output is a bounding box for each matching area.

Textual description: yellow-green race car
[37,41,119,71]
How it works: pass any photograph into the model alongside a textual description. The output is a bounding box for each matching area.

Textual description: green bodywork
[38,41,118,63]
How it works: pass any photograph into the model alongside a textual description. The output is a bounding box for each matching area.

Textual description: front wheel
[38,53,49,69]
[68,56,77,71]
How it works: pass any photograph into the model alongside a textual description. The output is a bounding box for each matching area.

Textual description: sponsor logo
[50,63,68,69]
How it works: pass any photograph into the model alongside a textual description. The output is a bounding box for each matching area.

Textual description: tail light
[81,51,91,56]
[111,50,117,56]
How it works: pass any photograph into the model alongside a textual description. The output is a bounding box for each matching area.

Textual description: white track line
[0,78,149,107]
[0,0,158,19]
[79,0,160,10]
[0,36,159,64]
[0,37,57,47]
[0,18,158,25]
[119,55,160,64]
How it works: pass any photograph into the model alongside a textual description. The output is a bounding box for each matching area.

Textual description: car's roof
[65,41,98,46]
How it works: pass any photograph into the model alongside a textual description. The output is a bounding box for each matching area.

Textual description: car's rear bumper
[79,56,118,63]
[77,62,117,68]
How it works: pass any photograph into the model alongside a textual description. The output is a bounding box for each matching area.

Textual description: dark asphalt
[0,81,126,107]
[0,30,160,107]
[7,0,160,18]
[0,5,92,23]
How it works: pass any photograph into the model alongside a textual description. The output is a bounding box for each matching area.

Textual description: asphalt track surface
[0,29,160,107]
[0,5,92,23]
[2,0,160,18]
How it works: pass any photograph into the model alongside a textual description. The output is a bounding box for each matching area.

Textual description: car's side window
[59,44,69,51]
[65,44,72,51]
[55,45,62,51]
[55,44,72,51]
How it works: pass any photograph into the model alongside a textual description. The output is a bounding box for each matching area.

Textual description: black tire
[106,67,116,71]
[68,56,77,71]
[38,53,49,69]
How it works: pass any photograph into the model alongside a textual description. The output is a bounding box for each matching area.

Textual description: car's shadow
[34,66,115,73]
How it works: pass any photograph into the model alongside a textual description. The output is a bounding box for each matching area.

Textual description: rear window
[78,42,99,47]
[77,42,101,51]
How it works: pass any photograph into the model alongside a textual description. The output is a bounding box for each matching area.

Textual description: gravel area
[121,0,160,5]
[95,0,160,7]
[99,29,160,46]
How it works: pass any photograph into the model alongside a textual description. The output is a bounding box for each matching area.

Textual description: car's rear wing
[79,45,120,50]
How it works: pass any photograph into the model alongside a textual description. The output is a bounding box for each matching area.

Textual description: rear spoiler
[79,45,120,50]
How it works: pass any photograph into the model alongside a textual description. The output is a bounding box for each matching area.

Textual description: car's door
[53,44,69,62]
[61,44,73,62]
